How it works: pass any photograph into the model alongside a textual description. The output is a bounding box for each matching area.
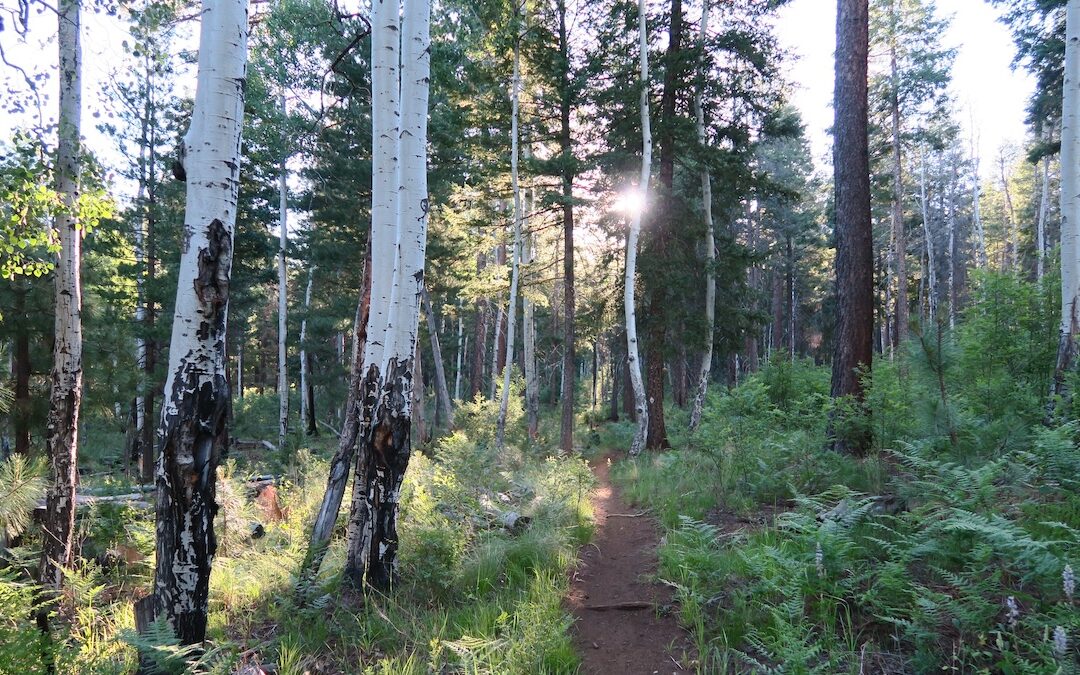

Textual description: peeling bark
[143,0,248,644]
[40,0,83,594]
[341,0,430,591]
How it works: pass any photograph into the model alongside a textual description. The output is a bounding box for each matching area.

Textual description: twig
[583,601,653,611]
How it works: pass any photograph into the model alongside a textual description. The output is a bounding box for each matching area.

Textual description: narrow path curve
[568,455,692,674]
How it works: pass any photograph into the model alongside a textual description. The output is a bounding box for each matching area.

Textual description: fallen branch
[582,601,653,611]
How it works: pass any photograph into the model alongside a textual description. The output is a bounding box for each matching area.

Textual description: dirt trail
[568,456,692,674]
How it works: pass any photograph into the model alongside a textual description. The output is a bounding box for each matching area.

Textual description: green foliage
[0,454,46,541]
[614,272,1080,670]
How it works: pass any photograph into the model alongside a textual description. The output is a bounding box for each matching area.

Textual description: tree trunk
[671,347,687,408]
[609,335,620,422]
[141,0,247,644]
[523,237,539,438]
[497,10,525,452]
[1000,151,1019,273]
[828,0,874,455]
[453,310,464,401]
[889,33,908,345]
[642,0,682,452]
[40,0,83,593]
[412,340,427,445]
[342,0,430,591]
[277,95,289,451]
[469,260,487,400]
[558,0,576,455]
[1050,0,1080,412]
[919,151,937,326]
[971,135,988,268]
[422,287,454,427]
[1037,133,1051,281]
[626,0,651,456]
[300,266,317,436]
[299,239,370,588]
[948,156,957,330]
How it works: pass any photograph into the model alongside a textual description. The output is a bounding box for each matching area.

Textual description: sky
[773,0,1035,172]
[1,0,1037,185]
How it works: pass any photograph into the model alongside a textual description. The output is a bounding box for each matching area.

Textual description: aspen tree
[142,0,248,643]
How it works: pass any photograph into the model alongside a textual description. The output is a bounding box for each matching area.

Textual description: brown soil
[567,456,693,674]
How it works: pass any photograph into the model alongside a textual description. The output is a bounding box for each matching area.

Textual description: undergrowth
[613,272,1080,673]
[0,390,594,674]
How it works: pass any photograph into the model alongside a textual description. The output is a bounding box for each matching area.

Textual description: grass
[0,391,595,674]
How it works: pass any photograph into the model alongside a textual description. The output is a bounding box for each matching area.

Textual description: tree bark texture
[1051,0,1080,410]
[342,0,430,591]
[558,0,576,455]
[144,0,247,643]
[40,0,83,593]
[828,0,874,454]
[497,11,525,452]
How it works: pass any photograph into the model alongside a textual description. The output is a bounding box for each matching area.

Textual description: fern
[119,616,202,675]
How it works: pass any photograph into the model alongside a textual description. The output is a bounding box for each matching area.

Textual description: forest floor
[567,455,693,674]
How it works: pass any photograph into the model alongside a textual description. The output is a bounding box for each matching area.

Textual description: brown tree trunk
[642,0,682,451]
[557,0,576,453]
[469,250,488,400]
[828,0,874,454]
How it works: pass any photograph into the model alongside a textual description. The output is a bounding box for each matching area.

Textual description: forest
[0,0,1079,671]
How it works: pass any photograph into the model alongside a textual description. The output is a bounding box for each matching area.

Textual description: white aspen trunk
[454,312,464,400]
[919,150,937,326]
[496,4,525,452]
[277,95,289,450]
[40,0,83,593]
[1052,0,1080,406]
[1037,132,1051,281]
[343,0,430,590]
[490,295,504,400]
[299,266,316,435]
[626,0,651,457]
[141,0,247,645]
[688,0,713,432]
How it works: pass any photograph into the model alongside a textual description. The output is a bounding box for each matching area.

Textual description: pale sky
[773,0,1035,173]
[2,0,1037,185]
